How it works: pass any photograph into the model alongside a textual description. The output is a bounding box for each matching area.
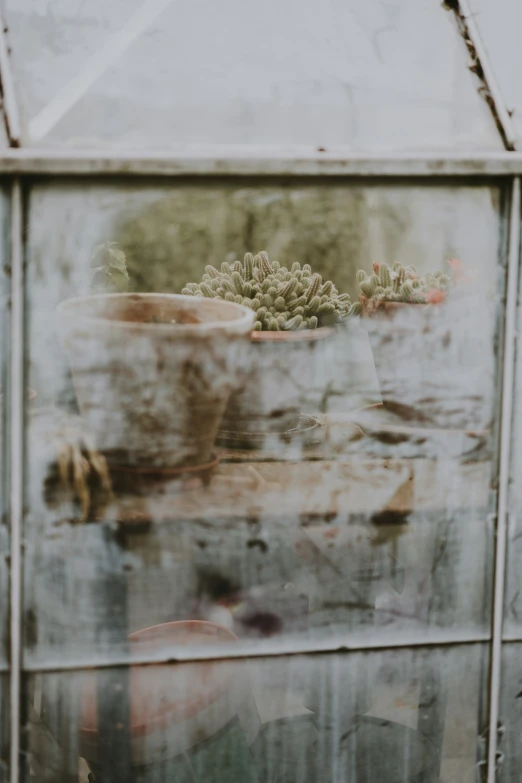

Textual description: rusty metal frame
[0,148,520,176]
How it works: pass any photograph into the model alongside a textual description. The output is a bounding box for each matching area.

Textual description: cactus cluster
[354,262,450,313]
[182,252,356,330]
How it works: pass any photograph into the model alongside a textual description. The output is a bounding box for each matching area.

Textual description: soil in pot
[361,295,493,432]
[220,327,336,437]
[57,294,254,469]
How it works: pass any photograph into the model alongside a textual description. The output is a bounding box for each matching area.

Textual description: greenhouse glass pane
[25,644,488,782]
[23,178,503,667]
[468,0,522,149]
[4,0,503,150]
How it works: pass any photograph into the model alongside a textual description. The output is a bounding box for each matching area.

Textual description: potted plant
[182,252,357,441]
[355,260,492,431]
[57,293,254,469]
[80,621,261,772]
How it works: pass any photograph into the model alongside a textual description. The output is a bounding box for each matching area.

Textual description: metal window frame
[1,12,520,783]
[0,148,521,176]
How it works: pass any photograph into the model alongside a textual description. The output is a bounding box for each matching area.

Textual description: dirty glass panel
[23,179,503,666]
[4,0,502,150]
[24,644,488,782]
[468,0,522,149]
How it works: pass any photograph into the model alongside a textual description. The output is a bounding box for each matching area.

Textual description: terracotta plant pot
[220,327,335,435]
[57,293,254,468]
[361,295,493,431]
[80,621,260,767]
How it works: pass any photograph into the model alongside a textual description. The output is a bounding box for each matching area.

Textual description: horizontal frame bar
[10,628,493,675]
[1,149,522,177]
[11,626,522,676]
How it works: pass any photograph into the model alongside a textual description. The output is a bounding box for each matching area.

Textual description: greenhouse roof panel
[3,0,504,151]
[468,0,522,149]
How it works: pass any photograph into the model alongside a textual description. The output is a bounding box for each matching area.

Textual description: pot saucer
[351,403,490,461]
[217,415,321,452]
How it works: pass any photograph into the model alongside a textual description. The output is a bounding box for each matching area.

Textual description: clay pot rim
[57,293,255,334]
[251,326,335,342]
[128,619,237,644]
[81,621,238,739]
[361,300,430,316]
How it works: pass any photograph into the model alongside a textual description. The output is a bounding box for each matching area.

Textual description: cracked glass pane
[25,644,488,782]
[22,178,503,670]
[3,0,503,149]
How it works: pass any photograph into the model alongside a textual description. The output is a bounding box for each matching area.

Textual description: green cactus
[306,274,322,301]
[231,271,244,294]
[183,251,352,330]
[356,261,449,310]
[379,264,391,289]
[306,295,321,314]
[199,282,214,298]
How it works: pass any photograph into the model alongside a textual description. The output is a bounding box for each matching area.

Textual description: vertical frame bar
[9,178,23,783]
[487,176,521,782]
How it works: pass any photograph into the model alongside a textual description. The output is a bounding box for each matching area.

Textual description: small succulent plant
[182,251,356,330]
[354,261,450,314]
[90,242,130,294]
